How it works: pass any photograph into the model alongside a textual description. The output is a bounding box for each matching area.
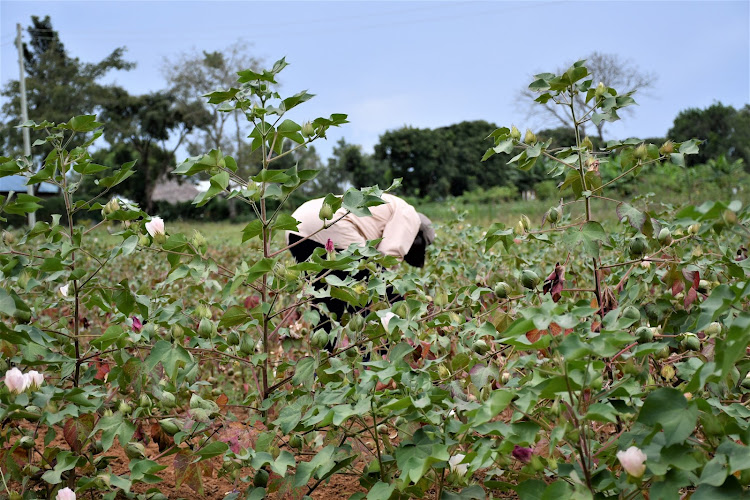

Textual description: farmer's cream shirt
[286,194,421,258]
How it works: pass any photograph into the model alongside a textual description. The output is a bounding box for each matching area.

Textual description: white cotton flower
[56,487,76,500]
[616,446,647,478]
[381,312,396,331]
[59,283,69,297]
[449,454,468,476]
[4,367,29,394]
[25,370,44,390]
[145,216,165,237]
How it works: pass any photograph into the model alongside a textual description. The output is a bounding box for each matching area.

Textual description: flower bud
[510,126,521,141]
[139,394,152,409]
[582,136,594,151]
[660,364,676,380]
[524,129,537,144]
[319,202,334,221]
[171,324,184,341]
[705,322,722,336]
[547,207,561,224]
[657,228,672,246]
[196,304,212,319]
[520,214,531,231]
[659,140,674,155]
[301,121,315,138]
[722,209,737,226]
[139,235,151,247]
[191,230,207,249]
[595,81,606,98]
[514,220,525,236]
[118,400,132,415]
[634,143,648,160]
[688,223,700,235]
[103,198,120,217]
[125,442,147,460]
[2,231,16,246]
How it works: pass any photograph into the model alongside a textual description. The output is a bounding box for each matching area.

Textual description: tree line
[2,16,749,216]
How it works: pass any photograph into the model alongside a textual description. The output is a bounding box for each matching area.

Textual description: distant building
[151,178,200,204]
[0,175,59,197]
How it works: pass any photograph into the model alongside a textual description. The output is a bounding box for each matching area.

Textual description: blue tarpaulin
[0,175,59,194]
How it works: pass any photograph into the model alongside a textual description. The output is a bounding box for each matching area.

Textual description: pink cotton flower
[4,367,29,393]
[25,370,44,390]
[132,317,143,333]
[145,216,165,237]
[325,238,335,253]
[617,446,647,478]
[56,487,76,500]
[512,445,533,463]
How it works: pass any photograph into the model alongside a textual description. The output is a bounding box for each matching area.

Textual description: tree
[667,102,750,167]
[163,43,262,170]
[324,139,387,190]
[519,52,656,140]
[98,90,200,212]
[373,120,539,199]
[163,42,263,215]
[0,15,134,155]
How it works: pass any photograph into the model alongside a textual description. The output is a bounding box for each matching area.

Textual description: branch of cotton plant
[268,209,352,258]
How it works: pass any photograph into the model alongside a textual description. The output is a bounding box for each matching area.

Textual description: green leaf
[0,288,16,316]
[292,357,316,389]
[68,115,102,132]
[40,450,78,484]
[692,476,745,500]
[3,193,42,215]
[715,313,750,377]
[616,203,648,233]
[515,479,546,500]
[699,455,728,486]
[195,441,228,461]
[219,306,251,328]
[465,390,513,428]
[272,213,300,232]
[562,221,606,257]
[637,388,697,446]
[367,481,396,500]
[91,413,136,452]
[145,340,192,380]
[242,220,263,243]
[205,88,239,104]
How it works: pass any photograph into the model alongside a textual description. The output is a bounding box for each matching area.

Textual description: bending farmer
[286,193,435,348]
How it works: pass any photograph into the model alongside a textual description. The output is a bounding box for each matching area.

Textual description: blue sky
[1,1,748,163]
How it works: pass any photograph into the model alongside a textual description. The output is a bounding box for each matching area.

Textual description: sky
[1,0,749,164]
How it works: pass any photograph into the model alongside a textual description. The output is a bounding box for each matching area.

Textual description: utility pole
[16,23,36,227]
